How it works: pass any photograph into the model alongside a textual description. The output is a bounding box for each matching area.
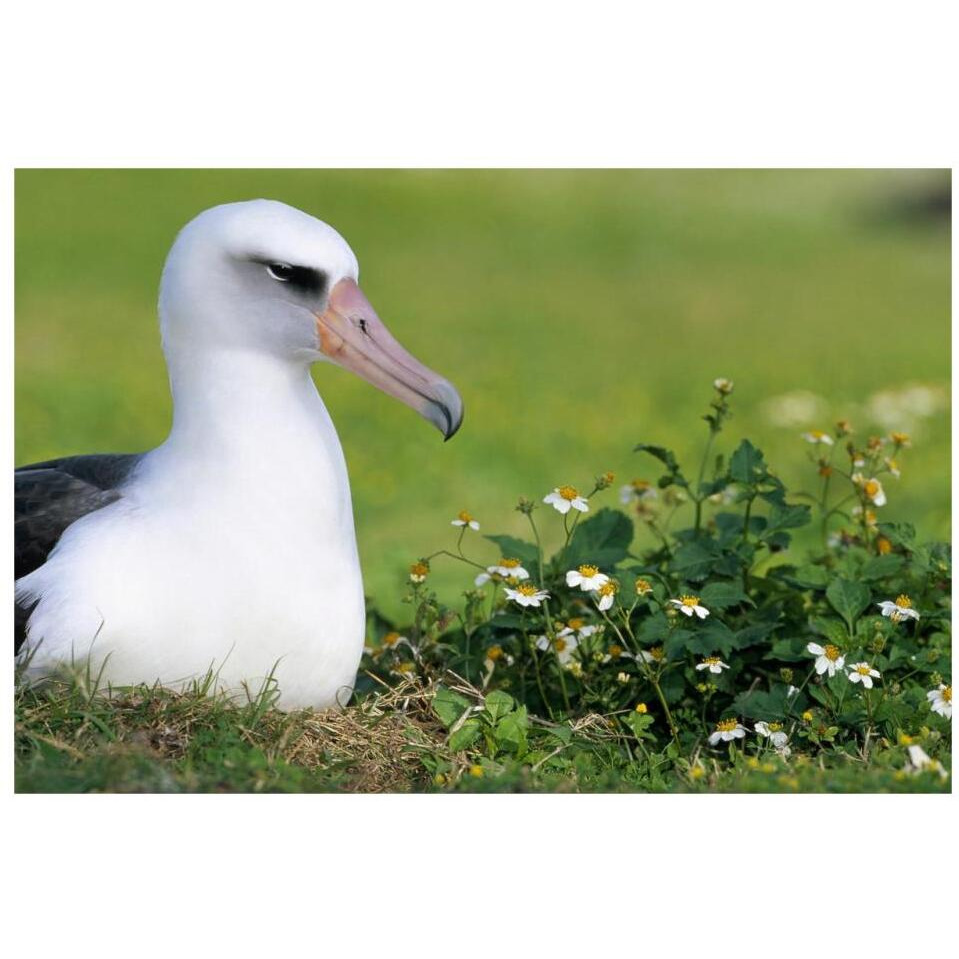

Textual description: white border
[2,2,955,954]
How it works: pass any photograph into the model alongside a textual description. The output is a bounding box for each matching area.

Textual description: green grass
[15,169,950,619]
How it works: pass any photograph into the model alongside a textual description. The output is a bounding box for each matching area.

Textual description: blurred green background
[15,170,951,619]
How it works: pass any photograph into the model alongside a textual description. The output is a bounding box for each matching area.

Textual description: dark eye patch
[264,262,327,296]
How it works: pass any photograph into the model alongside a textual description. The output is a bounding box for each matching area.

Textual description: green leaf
[762,503,812,537]
[634,443,689,489]
[484,534,540,570]
[563,508,634,569]
[494,707,529,757]
[876,522,916,549]
[732,685,791,720]
[860,554,906,581]
[449,718,482,752]
[663,628,697,659]
[623,711,655,742]
[483,690,515,723]
[729,439,766,485]
[826,578,871,627]
[699,580,754,610]
[432,686,473,729]
[809,616,848,645]
[669,540,721,581]
[789,564,830,590]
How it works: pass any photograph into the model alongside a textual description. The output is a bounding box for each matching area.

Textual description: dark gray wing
[15,453,141,651]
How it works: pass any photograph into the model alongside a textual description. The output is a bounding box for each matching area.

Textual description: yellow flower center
[554,638,567,653]
[608,644,623,658]
[396,662,414,673]
[383,632,401,646]
[598,582,617,597]
[632,479,650,491]
[877,537,892,555]
[856,664,872,676]
[635,703,648,714]
[410,561,429,578]
[649,646,664,661]
[680,595,700,608]
[802,710,814,722]
[890,432,910,445]
[895,594,912,609]
[767,722,783,733]
[516,584,538,597]
[864,480,881,498]
[809,430,826,440]
[716,719,739,733]
[824,645,841,662]
[567,617,585,630]
[558,485,579,501]
[635,578,652,594]
[486,645,503,661]
[501,558,521,569]
[578,564,600,578]
[942,686,952,703]
[457,510,473,523]
[703,657,721,666]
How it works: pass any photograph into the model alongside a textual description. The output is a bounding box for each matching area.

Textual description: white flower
[409,561,429,583]
[451,509,480,531]
[852,473,886,507]
[713,378,734,394]
[600,641,633,664]
[594,581,618,611]
[544,485,589,514]
[754,721,789,749]
[695,657,729,675]
[616,671,630,684]
[474,558,530,586]
[638,647,665,665]
[885,457,901,479]
[669,595,709,619]
[927,684,952,719]
[847,662,881,689]
[877,595,920,623]
[535,632,578,665]
[801,430,834,446]
[904,745,949,780]
[806,641,845,677]
[619,479,658,505]
[565,564,609,592]
[504,584,550,608]
[562,618,599,640]
[483,645,514,671]
[708,719,747,745]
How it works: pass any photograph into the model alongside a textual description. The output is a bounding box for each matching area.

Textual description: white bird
[15,200,463,708]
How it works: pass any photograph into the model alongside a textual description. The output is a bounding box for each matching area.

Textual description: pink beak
[314,278,463,439]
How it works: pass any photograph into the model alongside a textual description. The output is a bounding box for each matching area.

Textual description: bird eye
[267,263,295,282]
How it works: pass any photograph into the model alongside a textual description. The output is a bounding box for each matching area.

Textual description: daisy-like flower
[713,378,734,395]
[619,478,658,505]
[927,683,952,719]
[852,473,887,507]
[601,642,633,664]
[634,577,653,595]
[483,645,515,671]
[505,584,550,608]
[877,594,920,623]
[802,430,834,446]
[708,718,747,745]
[451,509,480,531]
[595,581,618,611]
[535,631,578,665]
[695,656,729,675]
[754,721,789,749]
[474,558,530,586]
[669,595,710,619]
[889,431,911,448]
[884,457,901,479]
[904,745,949,780]
[563,617,600,639]
[409,561,429,583]
[639,646,665,665]
[380,631,408,652]
[543,485,589,514]
[566,564,609,592]
[807,642,846,677]
[847,662,881,689]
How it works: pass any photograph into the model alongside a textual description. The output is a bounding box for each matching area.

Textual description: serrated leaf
[762,502,811,536]
[826,578,871,627]
[729,439,767,485]
[732,685,791,720]
[484,534,540,570]
[809,616,848,645]
[563,508,634,569]
[699,580,754,610]
[663,628,697,659]
[789,564,830,589]
[483,690,515,722]
[495,707,528,757]
[448,718,482,752]
[669,540,721,580]
[876,522,916,549]
[634,443,690,489]
[860,554,906,581]
[432,685,473,729]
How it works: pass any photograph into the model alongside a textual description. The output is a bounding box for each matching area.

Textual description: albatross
[15,199,463,709]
